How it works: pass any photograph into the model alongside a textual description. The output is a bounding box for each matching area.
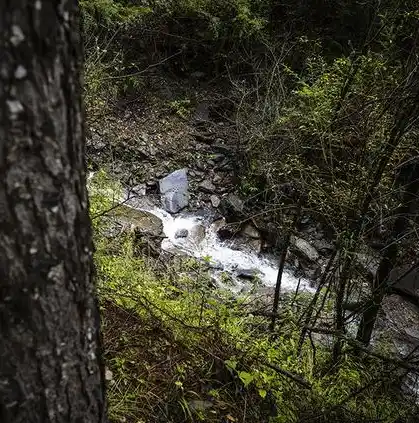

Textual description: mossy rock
[110,205,163,237]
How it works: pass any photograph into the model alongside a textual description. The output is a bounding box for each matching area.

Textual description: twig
[91,189,135,220]
[263,362,312,389]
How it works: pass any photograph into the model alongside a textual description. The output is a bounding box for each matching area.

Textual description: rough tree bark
[0,1,106,422]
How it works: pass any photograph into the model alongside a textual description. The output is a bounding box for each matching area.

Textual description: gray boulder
[175,229,189,239]
[219,193,244,222]
[291,236,319,262]
[159,169,189,213]
[110,205,163,238]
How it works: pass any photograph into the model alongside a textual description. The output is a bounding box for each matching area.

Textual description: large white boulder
[159,169,189,213]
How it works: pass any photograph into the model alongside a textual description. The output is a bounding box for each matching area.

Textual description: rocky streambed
[120,187,312,293]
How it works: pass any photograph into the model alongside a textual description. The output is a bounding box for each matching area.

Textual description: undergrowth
[88,172,416,423]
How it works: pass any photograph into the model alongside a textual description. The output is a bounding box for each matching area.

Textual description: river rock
[213,174,223,185]
[175,229,189,238]
[291,236,319,262]
[237,268,261,280]
[199,179,216,193]
[110,205,163,237]
[219,193,244,222]
[189,224,206,244]
[159,168,189,213]
[131,184,146,196]
[242,223,260,239]
[210,195,221,208]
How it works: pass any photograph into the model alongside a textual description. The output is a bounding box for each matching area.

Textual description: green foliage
[161,0,269,39]
[81,0,152,31]
[168,99,192,120]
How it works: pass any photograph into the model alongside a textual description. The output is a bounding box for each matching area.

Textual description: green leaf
[258,389,267,399]
[238,371,254,387]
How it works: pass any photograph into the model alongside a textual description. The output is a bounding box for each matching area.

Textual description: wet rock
[248,238,263,253]
[199,180,216,193]
[242,223,260,239]
[291,236,319,262]
[189,224,206,244]
[145,181,158,195]
[131,184,146,196]
[219,193,244,222]
[211,217,226,232]
[237,268,261,280]
[389,265,419,302]
[110,205,163,237]
[210,195,221,208]
[175,229,189,238]
[216,222,241,241]
[159,168,189,213]
[304,267,321,280]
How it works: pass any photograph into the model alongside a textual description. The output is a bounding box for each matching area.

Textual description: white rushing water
[126,197,313,293]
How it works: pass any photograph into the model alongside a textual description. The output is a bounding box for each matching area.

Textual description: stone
[213,153,225,163]
[248,238,262,253]
[198,179,216,193]
[188,400,213,412]
[237,268,261,280]
[219,193,244,222]
[196,161,206,171]
[145,181,158,195]
[189,224,206,244]
[159,169,189,213]
[110,205,163,237]
[291,236,320,262]
[131,184,146,196]
[242,223,260,239]
[312,239,334,254]
[210,195,221,208]
[213,174,223,185]
[193,102,210,122]
[190,71,206,79]
[175,229,189,238]
[105,368,113,381]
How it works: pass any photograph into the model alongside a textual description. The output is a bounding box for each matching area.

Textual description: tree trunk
[0,2,106,422]
[270,198,303,331]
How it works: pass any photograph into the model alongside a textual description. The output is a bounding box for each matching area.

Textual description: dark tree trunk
[0,2,106,422]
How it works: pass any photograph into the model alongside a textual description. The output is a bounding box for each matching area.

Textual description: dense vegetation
[83,1,419,422]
